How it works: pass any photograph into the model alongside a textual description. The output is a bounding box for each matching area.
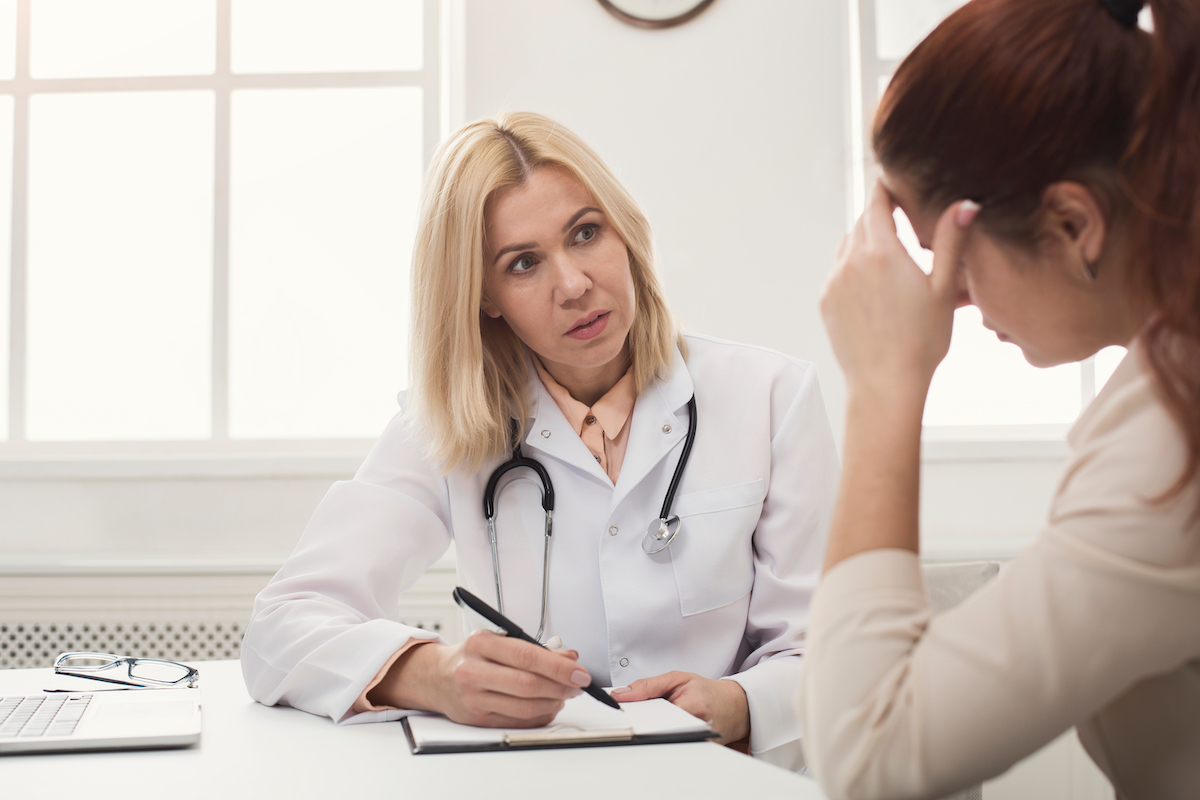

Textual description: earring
[1082,254,1098,281]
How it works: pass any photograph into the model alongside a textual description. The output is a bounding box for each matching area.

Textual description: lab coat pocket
[668,478,765,617]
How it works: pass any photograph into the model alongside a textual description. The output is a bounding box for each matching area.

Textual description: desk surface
[1,660,828,800]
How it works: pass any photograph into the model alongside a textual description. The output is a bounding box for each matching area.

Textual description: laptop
[0,686,202,754]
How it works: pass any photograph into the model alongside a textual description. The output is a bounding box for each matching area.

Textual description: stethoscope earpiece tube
[483,422,554,520]
[482,456,554,519]
[483,424,556,636]
[482,395,697,633]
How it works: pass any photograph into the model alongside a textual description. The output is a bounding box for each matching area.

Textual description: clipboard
[402,695,718,754]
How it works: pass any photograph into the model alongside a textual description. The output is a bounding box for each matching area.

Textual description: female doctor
[241,112,837,768]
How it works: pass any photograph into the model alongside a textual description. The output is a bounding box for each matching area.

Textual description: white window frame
[1,0,444,478]
[850,0,1100,453]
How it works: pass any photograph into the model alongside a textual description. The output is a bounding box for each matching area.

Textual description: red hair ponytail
[874,0,1200,497]
[1130,0,1200,497]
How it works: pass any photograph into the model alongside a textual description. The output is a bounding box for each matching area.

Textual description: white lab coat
[241,333,838,768]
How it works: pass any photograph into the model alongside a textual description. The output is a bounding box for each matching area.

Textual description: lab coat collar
[522,354,612,485]
[519,345,694,502]
[611,346,693,511]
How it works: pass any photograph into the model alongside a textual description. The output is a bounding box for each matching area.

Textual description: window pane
[30,0,215,78]
[229,87,420,439]
[1095,345,1128,394]
[231,0,422,74]
[924,306,1082,426]
[875,0,966,61]
[0,0,15,80]
[0,98,11,439]
[27,92,213,440]
[891,208,1082,426]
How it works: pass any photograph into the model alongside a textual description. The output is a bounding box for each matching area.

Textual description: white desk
[1,660,828,800]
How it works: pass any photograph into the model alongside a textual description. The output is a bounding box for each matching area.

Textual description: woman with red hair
[806,0,1200,797]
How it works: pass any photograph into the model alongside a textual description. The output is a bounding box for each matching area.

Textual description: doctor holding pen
[803,0,1200,798]
[241,112,838,767]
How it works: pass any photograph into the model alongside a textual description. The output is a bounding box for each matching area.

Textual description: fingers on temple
[930,199,979,300]
[835,233,850,261]
[861,180,899,245]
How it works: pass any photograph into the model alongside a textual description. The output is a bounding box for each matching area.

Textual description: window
[1,0,438,455]
[850,0,1127,435]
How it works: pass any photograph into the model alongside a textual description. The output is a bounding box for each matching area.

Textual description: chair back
[922,561,1001,614]
[921,560,1001,800]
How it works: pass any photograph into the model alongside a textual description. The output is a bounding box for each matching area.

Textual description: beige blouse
[798,342,1200,800]
[531,355,636,484]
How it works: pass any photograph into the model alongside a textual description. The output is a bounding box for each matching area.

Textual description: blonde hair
[408,112,685,474]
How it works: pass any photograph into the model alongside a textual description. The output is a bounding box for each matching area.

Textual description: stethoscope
[482,396,698,643]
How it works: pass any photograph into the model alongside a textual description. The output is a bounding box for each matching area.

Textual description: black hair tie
[1100,0,1143,28]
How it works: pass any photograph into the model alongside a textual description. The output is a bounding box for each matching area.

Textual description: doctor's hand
[820,180,977,400]
[610,671,750,746]
[369,632,590,728]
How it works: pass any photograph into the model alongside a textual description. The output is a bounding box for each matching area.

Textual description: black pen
[452,586,622,711]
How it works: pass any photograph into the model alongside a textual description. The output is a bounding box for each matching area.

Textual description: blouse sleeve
[798,367,1200,799]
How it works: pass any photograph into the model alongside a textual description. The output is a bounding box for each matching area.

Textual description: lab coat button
[608,526,619,536]
[619,657,629,667]
[540,430,551,438]
[662,424,672,434]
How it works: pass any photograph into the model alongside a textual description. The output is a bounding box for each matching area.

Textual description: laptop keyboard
[0,695,92,739]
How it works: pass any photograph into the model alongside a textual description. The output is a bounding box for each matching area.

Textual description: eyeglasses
[53,652,199,689]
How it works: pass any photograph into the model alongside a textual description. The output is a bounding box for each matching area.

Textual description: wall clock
[597,0,717,29]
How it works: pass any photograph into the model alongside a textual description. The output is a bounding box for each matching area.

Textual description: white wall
[462,0,850,443]
[0,0,855,569]
[0,0,1064,569]
[458,0,1062,560]
[0,1,1061,568]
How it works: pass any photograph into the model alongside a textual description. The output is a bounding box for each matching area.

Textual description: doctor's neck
[535,346,631,407]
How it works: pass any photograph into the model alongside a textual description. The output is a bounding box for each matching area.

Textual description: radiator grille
[0,622,245,669]
[1,618,448,669]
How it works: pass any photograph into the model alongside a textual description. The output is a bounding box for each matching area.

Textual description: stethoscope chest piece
[642,515,681,554]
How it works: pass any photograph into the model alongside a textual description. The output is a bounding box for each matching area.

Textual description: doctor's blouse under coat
[242,334,838,766]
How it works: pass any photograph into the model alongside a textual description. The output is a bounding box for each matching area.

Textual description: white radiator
[0,554,462,670]
[1,620,246,668]
[1,615,456,670]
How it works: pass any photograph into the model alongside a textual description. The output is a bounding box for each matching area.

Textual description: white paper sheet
[405,695,713,748]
